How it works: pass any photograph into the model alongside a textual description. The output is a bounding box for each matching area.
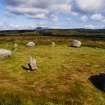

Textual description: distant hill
[0,29,105,39]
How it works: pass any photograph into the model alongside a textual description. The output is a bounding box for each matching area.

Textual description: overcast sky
[0,0,105,30]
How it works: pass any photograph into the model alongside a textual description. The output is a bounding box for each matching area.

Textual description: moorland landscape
[1,0,105,104]
[0,29,105,105]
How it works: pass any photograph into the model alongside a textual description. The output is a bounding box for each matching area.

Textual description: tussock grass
[0,41,105,105]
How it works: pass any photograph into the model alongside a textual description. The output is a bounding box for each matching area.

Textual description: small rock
[14,43,18,48]
[51,42,56,47]
[13,43,18,51]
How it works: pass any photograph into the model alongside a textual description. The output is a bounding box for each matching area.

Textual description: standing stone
[71,40,81,48]
[26,41,35,47]
[28,56,38,71]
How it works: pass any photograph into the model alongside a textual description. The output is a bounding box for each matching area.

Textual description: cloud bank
[4,0,71,19]
[1,0,105,29]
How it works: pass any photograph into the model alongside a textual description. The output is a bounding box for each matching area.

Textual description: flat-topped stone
[71,40,81,48]
[0,49,12,57]
[26,42,35,47]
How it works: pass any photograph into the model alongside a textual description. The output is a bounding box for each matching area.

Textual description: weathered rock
[28,56,38,71]
[26,42,35,47]
[71,40,81,48]
[0,49,12,57]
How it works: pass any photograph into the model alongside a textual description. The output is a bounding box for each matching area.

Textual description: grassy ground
[0,41,105,105]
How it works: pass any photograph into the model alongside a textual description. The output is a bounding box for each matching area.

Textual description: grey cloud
[5,0,26,6]
[6,6,50,19]
[4,0,72,19]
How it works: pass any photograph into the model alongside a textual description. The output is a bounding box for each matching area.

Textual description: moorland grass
[0,41,105,105]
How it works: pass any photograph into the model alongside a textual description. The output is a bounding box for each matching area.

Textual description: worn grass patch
[0,41,105,105]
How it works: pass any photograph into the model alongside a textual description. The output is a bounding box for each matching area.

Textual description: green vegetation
[0,41,105,105]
